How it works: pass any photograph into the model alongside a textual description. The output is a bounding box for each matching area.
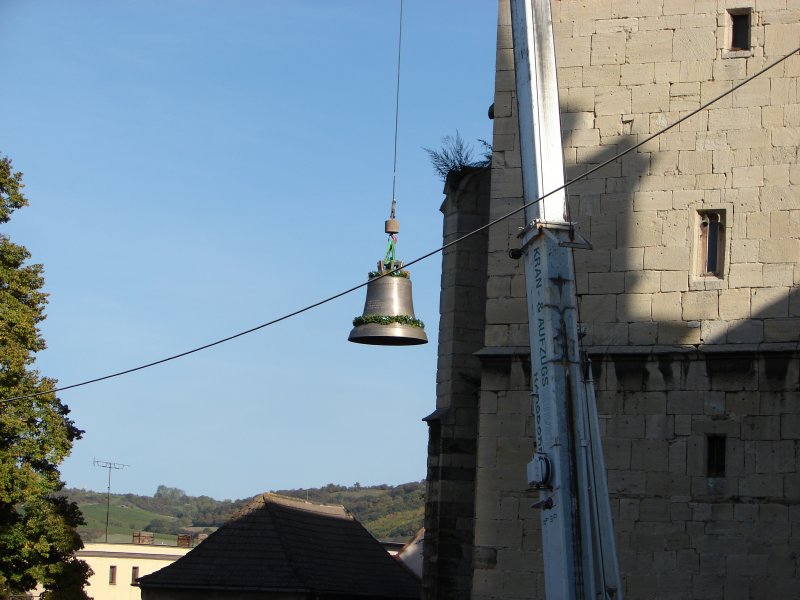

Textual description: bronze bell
[348,260,428,346]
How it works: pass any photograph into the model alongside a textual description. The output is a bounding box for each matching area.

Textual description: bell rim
[348,322,428,346]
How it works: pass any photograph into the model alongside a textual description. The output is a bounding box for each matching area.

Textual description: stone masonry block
[719,288,751,320]
[568,127,601,147]
[731,239,761,263]
[701,320,728,343]
[746,212,770,239]
[589,271,625,294]
[644,247,691,271]
[574,248,612,272]
[661,212,687,247]
[732,166,764,188]
[624,392,667,415]
[596,85,632,115]
[593,322,629,345]
[604,438,632,470]
[626,270,662,294]
[621,63,655,85]
[607,415,645,438]
[765,23,800,56]
[679,59,713,84]
[761,185,800,212]
[633,191,673,211]
[727,319,765,343]
[760,239,800,263]
[764,318,800,342]
[620,212,662,247]
[611,248,644,271]
[617,293,653,321]
[708,107,759,131]
[579,294,617,322]
[558,66,581,89]
[555,34,591,68]
[751,287,789,318]
[742,416,781,441]
[646,414,675,439]
[652,292,683,321]
[663,0,696,15]
[629,322,658,344]
[713,56,747,82]
[628,30,674,62]
[561,111,594,131]
[654,61,681,84]
[672,27,716,61]
[591,32,626,65]
[728,263,763,288]
[564,86,596,113]
[632,83,671,113]
[727,128,770,150]
[769,210,795,238]
[679,150,713,174]
[658,321,703,345]
[739,474,783,497]
[660,131,697,151]
[661,271,689,292]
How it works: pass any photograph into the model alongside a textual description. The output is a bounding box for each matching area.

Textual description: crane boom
[509,1,622,598]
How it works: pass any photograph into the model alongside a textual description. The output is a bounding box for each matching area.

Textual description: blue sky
[1,1,496,500]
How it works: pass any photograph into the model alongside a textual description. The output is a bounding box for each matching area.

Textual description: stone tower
[424,1,800,598]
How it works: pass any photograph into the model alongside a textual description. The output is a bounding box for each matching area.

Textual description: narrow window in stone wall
[131,566,139,583]
[109,565,117,585]
[697,210,724,276]
[728,9,751,51]
[707,435,726,477]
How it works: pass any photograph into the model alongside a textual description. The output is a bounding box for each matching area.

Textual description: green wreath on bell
[352,314,425,329]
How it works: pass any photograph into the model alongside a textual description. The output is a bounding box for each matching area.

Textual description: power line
[2,45,798,406]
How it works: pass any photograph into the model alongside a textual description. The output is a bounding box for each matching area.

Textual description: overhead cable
[3,45,798,405]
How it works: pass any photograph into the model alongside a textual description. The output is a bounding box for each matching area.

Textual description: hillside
[63,481,425,543]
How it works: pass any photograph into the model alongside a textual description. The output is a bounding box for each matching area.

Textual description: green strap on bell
[383,235,397,268]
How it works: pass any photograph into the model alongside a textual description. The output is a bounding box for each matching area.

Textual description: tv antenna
[93,458,129,543]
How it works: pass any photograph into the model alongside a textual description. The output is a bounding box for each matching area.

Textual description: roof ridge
[262,493,354,519]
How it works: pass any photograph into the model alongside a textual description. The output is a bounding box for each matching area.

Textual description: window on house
[697,210,724,276]
[707,435,726,477]
[131,566,139,582]
[109,565,117,585]
[729,9,751,51]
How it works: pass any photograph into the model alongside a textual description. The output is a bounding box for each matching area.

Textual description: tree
[0,154,91,599]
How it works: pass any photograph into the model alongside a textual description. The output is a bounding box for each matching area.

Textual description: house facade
[423,1,800,598]
[31,542,191,600]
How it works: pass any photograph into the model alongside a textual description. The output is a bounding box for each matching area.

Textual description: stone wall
[595,348,800,599]
[464,0,800,598]
[549,0,800,349]
[423,167,490,600]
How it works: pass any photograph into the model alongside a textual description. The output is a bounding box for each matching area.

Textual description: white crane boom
[509,1,622,598]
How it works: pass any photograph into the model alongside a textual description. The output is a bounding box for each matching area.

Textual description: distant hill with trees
[63,481,424,543]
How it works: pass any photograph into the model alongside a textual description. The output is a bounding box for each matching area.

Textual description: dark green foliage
[275,481,425,540]
[65,487,247,538]
[143,517,178,535]
[64,481,426,542]
[424,131,492,181]
[0,154,90,598]
[352,314,425,329]
[0,156,27,224]
[367,270,409,279]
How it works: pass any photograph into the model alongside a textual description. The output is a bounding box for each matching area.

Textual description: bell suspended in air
[348,217,428,346]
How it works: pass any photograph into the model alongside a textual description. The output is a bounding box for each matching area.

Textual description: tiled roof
[137,493,420,599]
